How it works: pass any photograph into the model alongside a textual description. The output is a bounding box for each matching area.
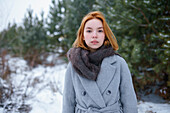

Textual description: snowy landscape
[0,55,170,113]
[0,0,169,113]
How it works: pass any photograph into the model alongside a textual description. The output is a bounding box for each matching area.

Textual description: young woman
[62,11,138,113]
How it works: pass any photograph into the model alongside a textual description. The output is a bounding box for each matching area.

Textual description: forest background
[0,0,169,111]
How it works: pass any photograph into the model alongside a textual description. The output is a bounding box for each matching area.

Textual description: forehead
[84,19,103,28]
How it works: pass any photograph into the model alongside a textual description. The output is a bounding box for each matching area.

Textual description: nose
[92,31,97,38]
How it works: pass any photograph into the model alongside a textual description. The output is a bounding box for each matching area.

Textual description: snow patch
[1,56,170,113]
[138,101,170,113]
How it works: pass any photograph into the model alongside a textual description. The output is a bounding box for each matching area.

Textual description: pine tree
[95,0,170,99]
[19,9,49,66]
[47,0,65,54]
[0,23,19,54]
[47,0,96,55]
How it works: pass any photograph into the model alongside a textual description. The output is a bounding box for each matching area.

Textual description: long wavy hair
[73,11,119,51]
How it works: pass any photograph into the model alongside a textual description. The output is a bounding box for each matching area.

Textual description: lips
[91,40,99,44]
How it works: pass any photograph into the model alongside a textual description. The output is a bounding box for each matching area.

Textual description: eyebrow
[85,27,103,29]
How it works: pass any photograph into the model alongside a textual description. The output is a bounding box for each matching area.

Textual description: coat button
[82,91,86,96]
[106,90,111,95]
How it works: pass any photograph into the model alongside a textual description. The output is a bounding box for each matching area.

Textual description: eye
[98,30,103,32]
[86,30,92,33]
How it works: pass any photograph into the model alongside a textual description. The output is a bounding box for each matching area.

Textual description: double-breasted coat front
[62,55,138,113]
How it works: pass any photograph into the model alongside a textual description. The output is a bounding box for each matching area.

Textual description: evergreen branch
[129,4,158,34]
[109,10,138,24]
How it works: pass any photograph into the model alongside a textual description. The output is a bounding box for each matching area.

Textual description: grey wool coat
[62,55,138,113]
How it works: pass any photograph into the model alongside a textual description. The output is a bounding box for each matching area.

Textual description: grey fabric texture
[62,55,138,113]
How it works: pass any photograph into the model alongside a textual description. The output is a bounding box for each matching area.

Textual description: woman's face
[83,19,105,52]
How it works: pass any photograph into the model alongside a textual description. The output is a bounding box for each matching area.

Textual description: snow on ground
[138,101,170,113]
[29,64,66,113]
[0,56,170,113]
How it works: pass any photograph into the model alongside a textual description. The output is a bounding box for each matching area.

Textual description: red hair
[73,11,119,51]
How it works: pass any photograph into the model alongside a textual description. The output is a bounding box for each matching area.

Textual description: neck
[89,48,97,52]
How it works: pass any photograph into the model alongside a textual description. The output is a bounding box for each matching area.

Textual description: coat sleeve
[119,57,138,113]
[62,62,76,113]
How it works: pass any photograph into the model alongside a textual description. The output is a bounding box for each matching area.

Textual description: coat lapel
[96,55,117,94]
[77,55,117,108]
[78,74,106,108]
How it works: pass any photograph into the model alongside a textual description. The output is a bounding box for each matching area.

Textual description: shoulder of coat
[103,54,121,64]
[67,62,72,68]
[115,55,128,66]
[67,62,78,74]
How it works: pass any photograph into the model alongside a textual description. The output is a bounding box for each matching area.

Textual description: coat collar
[77,55,117,108]
[96,55,117,94]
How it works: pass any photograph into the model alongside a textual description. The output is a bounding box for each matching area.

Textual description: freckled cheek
[84,34,91,40]
[100,34,105,40]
